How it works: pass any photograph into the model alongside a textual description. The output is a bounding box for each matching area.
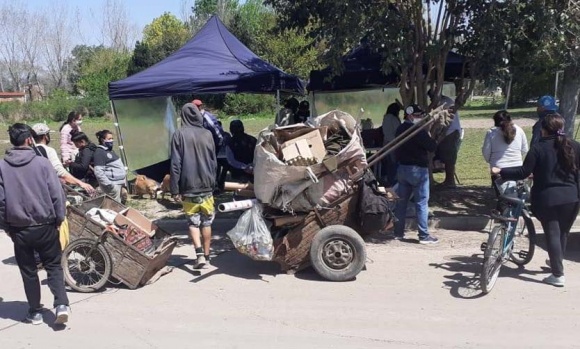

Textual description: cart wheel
[62,238,112,293]
[309,225,366,282]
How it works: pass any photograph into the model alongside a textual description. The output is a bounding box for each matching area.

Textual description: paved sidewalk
[1,225,580,349]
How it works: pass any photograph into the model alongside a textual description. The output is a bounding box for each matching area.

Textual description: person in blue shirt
[193,99,225,152]
[530,95,558,147]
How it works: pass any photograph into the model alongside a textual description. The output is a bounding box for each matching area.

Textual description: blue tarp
[108,16,305,100]
[308,43,468,92]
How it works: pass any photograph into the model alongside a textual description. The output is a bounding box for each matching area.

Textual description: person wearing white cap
[31,123,95,195]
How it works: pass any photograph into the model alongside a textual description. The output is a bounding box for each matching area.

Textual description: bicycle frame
[493,179,531,256]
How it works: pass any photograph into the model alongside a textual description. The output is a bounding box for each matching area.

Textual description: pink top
[60,124,81,162]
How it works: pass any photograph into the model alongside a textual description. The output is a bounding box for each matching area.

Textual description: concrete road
[1,227,579,349]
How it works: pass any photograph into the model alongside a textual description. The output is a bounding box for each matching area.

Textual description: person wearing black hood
[225,120,257,181]
[171,103,217,269]
[276,97,299,126]
[0,123,70,326]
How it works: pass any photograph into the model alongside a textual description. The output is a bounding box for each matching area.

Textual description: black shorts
[436,130,460,165]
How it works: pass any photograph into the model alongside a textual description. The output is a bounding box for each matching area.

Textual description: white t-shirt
[37,144,68,177]
[482,125,529,168]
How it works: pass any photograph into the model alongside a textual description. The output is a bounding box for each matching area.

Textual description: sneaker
[25,311,43,325]
[204,255,211,265]
[393,235,404,241]
[546,259,551,268]
[419,235,439,245]
[194,255,207,269]
[54,305,70,325]
[543,274,565,287]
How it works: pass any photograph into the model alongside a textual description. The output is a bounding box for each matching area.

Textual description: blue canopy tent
[308,44,468,92]
[107,15,305,182]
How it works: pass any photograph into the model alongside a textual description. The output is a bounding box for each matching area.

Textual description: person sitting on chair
[225,120,257,182]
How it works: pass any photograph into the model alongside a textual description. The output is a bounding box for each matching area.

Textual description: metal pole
[504,75,513,110]
[109,100,130,186]
[555,70,564,100]
[276,89,280,112]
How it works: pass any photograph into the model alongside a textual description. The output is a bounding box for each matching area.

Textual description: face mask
[412,117,421,124]
[104,140,114,150]
[75,120,83,126]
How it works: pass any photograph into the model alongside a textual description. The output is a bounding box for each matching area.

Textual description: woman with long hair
[93,130,127,202]
[482,110,529,195]
[492,114,580,287]
[60,111,83,163]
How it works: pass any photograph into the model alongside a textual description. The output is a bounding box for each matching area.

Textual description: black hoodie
[0,147,66,228]
[170,103,217,196]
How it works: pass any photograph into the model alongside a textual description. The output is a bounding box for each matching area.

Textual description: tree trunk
[560,65,580,137]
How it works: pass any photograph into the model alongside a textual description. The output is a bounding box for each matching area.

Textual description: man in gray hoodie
[0,123,69,326]
[171,103,217,268]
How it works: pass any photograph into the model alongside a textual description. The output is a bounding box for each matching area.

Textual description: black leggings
[535,203,579,277]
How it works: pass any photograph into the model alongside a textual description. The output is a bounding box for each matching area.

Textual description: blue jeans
[394,165,430,238]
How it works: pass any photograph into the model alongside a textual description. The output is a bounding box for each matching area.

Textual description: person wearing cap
[393,104,439,244]
[31,123,95,195]
[530,95,558,147]
[0,123,70,326]
[225,120,257,181]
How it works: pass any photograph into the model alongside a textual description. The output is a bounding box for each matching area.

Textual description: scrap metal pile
[254,110,367,213]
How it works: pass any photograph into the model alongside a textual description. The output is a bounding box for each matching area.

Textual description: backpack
[357,171,395,234]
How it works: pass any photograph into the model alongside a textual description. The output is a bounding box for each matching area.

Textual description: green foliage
[223,94,274,116]
[128,13,191,75]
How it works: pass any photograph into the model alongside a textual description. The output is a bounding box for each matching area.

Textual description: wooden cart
[62,195,177,292]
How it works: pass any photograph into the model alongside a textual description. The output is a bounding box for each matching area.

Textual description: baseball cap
[192,99,203,106]
[405,104,424,116]
[538,95,557,111]
[31,123,52,136]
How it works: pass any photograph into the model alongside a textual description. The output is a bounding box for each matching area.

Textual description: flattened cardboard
[281,130,326,163]
[114,208,157,237]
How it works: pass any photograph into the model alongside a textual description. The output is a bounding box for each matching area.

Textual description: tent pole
[109,100,130,190]
[276,89,280,112]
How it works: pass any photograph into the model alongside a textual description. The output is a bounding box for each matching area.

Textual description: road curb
[403,215,580,232]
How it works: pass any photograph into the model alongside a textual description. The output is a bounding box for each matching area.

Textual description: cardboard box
[114,208,158,237]
[281,130,326,163]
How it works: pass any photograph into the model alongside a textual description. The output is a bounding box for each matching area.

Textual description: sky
[2,0,194,46]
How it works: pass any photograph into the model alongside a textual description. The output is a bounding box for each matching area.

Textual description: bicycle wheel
[481,225,504,294]
[509,214,536,266]
[62,238,112,293]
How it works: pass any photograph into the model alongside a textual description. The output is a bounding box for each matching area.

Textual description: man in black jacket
[393,105,439,244]
[171,103,217,268]
[0,123,70,325]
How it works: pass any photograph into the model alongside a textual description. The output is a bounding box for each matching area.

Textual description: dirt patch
[127,186,494,224]
[430,185,494,217]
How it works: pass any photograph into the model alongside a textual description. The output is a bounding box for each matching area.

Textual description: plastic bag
[226,203,274,261]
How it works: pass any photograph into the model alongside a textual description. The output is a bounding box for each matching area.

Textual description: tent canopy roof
[308,43,468,92]
[109,15,305,100]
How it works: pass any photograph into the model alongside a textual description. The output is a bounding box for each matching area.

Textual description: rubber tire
[62,238,112,293]
[509,214,536,266]
[481,226,504,294]
[309,225,366,282]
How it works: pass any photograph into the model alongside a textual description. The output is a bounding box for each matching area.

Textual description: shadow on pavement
[430,254,547,299]
[0,299,29,323]
[534,231,580,264]
[170,251,281,283]
[2,256,16,266]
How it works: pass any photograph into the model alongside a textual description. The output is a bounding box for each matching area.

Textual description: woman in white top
[482,110,528,195]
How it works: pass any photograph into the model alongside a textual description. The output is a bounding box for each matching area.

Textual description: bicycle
[480,179,536,294]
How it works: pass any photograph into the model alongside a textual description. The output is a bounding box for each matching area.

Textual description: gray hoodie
[170,103,217,196]
[0,147,66,228]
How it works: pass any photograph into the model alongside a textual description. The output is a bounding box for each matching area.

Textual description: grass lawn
[0,105,577,188]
